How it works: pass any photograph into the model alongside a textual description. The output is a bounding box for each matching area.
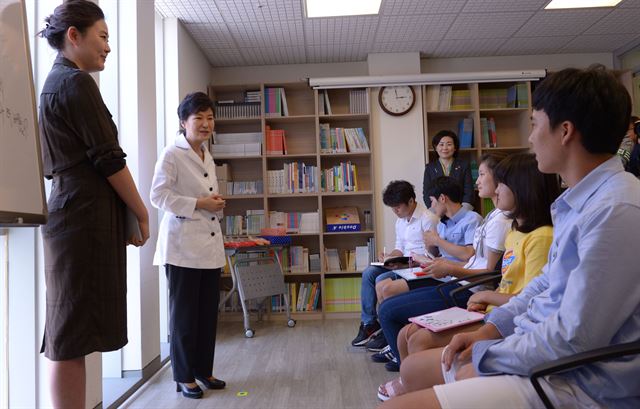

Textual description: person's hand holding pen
[196,194,226,212]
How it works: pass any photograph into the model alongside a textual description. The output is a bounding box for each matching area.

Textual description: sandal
[377,377,406,401]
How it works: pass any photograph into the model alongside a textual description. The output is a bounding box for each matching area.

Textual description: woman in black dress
[38,1,149,407]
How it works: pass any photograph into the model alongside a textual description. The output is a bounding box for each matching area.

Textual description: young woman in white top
[151,92,226,399]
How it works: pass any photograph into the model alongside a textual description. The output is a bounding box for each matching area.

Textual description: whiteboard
[0,0,47,226]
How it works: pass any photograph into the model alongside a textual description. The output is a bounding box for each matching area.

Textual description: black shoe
[351,321,381,347]
[371,345,394,363]
[176,382,203,399]
[385,357,400,372]
[195,376,226,390]
[365,331,388,352]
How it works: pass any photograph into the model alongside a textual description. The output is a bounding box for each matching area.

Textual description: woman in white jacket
[151,92,226,399]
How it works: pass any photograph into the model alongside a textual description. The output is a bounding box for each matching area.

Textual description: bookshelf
[423,81,533,215]
[209,83,374,319]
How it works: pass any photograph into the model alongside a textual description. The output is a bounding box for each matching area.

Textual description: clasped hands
[197,194,226,212]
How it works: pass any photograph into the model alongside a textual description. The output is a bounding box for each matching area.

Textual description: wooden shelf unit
[209,83,374,318]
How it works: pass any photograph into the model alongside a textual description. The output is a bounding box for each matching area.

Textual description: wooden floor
[121,319,392,409]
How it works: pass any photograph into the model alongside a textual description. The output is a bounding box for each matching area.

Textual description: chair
[435,270,502,308]
[529,340,640,409]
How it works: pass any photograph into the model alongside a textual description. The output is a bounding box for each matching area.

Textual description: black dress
[39,56,128,361]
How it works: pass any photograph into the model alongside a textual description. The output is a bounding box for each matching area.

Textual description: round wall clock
[378,86,416,116]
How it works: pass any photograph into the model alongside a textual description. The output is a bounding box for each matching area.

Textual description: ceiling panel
[435,38,509,58]
[214,0,303,23]
[204,48,246,66]
[584,7,640,35]
[375,14,457,43]
[497,36,574,56]
[227,20,305,48]
[461,0,548,13]
[155,0,640,67]
[240,46,307,65]
[444,12,534,40]
[562,33,640,53]
[371,40,441,54]
[380,0,466,15]
[515,9,611,37]
[304,16,379,46]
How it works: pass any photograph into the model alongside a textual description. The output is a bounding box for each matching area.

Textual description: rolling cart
[221,245,296,338]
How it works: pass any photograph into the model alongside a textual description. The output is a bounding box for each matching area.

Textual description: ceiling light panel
[305,0,382,18]
[545,0,622,9]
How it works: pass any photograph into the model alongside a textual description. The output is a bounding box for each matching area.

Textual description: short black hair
[177,92,215,135]
[382,180,416,207]
[425,176,463,204]
[431,130,460,158]
[38,0,105,51]
[532,65,631,155]
[493,152,560,233]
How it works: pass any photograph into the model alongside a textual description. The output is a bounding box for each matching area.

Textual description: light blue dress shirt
[472,157,640,408]
[437,206,483,262]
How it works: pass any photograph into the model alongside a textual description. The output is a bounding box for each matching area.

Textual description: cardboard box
[215,163,230,181]
[325,207,361,232]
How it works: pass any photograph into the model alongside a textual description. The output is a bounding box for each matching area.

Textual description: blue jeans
[361,265,398,325]
[378,282,473,362]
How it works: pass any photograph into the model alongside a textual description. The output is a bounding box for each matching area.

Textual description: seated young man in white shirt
[351,180,439,348]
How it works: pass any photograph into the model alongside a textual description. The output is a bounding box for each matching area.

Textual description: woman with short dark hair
[151,92,227,399]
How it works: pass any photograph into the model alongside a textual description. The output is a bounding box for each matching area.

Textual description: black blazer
[423,157,474,206]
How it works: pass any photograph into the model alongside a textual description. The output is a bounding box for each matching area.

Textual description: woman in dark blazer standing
[423,130,474,209]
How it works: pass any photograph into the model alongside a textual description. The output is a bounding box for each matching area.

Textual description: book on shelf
[340,249,356,271]
[264,87,288,117]
[245,90,261,103]
[450,89,472,110]
[488,117,497,147]
[321,161,359,192]
[224,209,265,236]
[325,206,361,232]
[309,253,321,272]
[355,246,370,271]
[289,246,309,273]
[438,86,452,111]
[323,89,332,115]
[214,101,261,119]
[349,89,369,114]
[516,83,528,108]
[324,277,361,312]
[426,85,441,111]
[480,117,490,148]
[457,117,473,148]
[318,91,325,115]
[268,211,319,234]
[408,307,485,332]
[225,180,263,195]
[265,126,287,155]
[506,85,517,108]
[299,211,320,234]
[267,162,318,194]
[324,248,342,270]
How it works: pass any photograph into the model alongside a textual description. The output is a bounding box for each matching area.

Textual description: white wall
[177,21,210,98]
[211,61,368,85]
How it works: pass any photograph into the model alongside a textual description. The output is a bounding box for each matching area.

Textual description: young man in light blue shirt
[380,67,640,408]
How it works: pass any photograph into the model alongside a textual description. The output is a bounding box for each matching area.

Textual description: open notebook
[409,307,485,332]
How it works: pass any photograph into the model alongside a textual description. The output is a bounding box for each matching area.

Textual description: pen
[414,272,428,277]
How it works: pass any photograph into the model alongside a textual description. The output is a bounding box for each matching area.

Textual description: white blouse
[150,135,225,269]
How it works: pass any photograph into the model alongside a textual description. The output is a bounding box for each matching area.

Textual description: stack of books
[321,162,359,192]
[267,162,318,194]
[264,87,289,116]
[349,89,369,114]
[211,132,261,157]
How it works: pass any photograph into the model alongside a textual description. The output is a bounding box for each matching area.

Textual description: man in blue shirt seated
[379,66,640,408]
[377,176,482,301]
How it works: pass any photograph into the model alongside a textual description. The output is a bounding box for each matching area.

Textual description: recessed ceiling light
[545,0,622,9]
[305,0,382,18]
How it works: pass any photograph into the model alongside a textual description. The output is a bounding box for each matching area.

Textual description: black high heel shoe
[195,376,226,390]
[176,382,203,399]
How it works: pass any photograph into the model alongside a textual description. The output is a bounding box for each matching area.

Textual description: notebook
[408,307,485,332]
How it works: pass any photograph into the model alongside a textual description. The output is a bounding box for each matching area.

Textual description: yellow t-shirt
[498,225,554,295]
